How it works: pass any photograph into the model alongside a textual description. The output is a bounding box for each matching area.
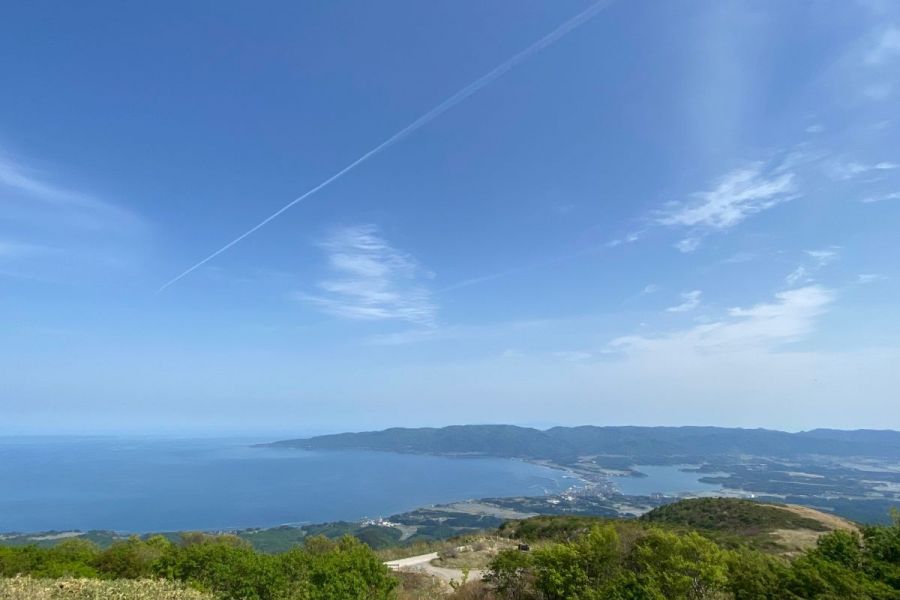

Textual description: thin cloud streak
[297,225,437,326]
[612,285,833,354]
[0,151,146,281]
[785,247,840,285]
[437,148,848,296]
[786,266,809,286]
[441,160,798,291]
[805,248,839,267]
[658,164,796,231]
[0,154,140,231]
[826,160,898,181]
[650,162,799,253]
[674,237,701,253]
[0,239,53,259]
[861,191,900,203]
[865,26,900,65]
[858,273,886,284]
[666,290,702,313]
[156,0,613,294]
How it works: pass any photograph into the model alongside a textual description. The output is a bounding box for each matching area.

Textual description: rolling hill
[266,424,900,461]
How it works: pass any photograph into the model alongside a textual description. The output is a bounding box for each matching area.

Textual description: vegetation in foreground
[0,576,212,599]
[1,499,899,599]
[454,503,900,600]
[0,533,395,600]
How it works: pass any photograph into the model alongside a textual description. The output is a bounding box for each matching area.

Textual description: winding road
[384,551,486,584]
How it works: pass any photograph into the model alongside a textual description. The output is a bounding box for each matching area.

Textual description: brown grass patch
[0,577,212,600]
[433,539,516,570]
[776,504,858,532]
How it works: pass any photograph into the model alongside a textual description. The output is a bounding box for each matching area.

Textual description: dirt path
[384,551,485,584]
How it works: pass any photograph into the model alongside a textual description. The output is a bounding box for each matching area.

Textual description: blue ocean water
[0,437,569,533]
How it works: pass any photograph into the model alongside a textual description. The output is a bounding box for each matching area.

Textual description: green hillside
[641,497,841,550]
[479,512,900,600]
[266,424,577,461]
[2,500,899,599]
[269,424,900,460]
[642,497,828,532]
[498,498,856,554]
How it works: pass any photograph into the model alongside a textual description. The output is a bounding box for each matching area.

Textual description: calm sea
[614,465,723,496]
[0,437,570,533]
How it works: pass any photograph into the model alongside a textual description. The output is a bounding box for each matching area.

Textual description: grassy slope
[498,498,858,555]
[644,498,857,553]
[642,498,831,532]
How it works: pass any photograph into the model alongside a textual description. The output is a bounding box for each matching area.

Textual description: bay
[0,436,569,533]
[614,465,724,496]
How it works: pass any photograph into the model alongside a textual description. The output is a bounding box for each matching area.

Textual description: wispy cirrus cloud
[805,248,840,267]
[865,26,900,66]
[297,225,437,326]
[854,24,900,101]
[858,273,886,284]
[785,247,840,285]
[861,191,900,203]
[666,290,702,313]
[785,266,809,286]
[0,150,145,280]
[658,164,796,231]
[605,230,643,248]
[612,285,833,355]
[826,159,898,181]
[0,154,140,231]
[0,239,53,259]
[656,163,797,252]
[674,237,701,254]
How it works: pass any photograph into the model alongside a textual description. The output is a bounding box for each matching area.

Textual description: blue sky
[2,1,900,433]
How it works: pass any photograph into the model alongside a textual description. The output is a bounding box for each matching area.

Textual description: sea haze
[0,437,570,533]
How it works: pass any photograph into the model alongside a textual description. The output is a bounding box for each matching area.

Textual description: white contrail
[157,1,611,294]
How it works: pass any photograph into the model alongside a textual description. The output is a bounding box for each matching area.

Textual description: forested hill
[266,425,900,461]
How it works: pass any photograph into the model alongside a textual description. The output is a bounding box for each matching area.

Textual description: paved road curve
[385,550,486,583]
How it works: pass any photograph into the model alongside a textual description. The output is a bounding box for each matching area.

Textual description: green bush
[485,513,900,600]
[95,535,172,579]
[280,536,397,600]
[0,533,395,600]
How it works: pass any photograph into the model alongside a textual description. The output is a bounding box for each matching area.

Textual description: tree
[626,529,729,600]
[815,530,863,570]
[531,543,591,600]
[95,535,172,578]
[154,535,286,600]
[281,536,396,600]
[575,524,621,582]
[725,548,788,600]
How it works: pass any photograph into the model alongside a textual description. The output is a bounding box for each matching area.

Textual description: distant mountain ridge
[265,424,900,461]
